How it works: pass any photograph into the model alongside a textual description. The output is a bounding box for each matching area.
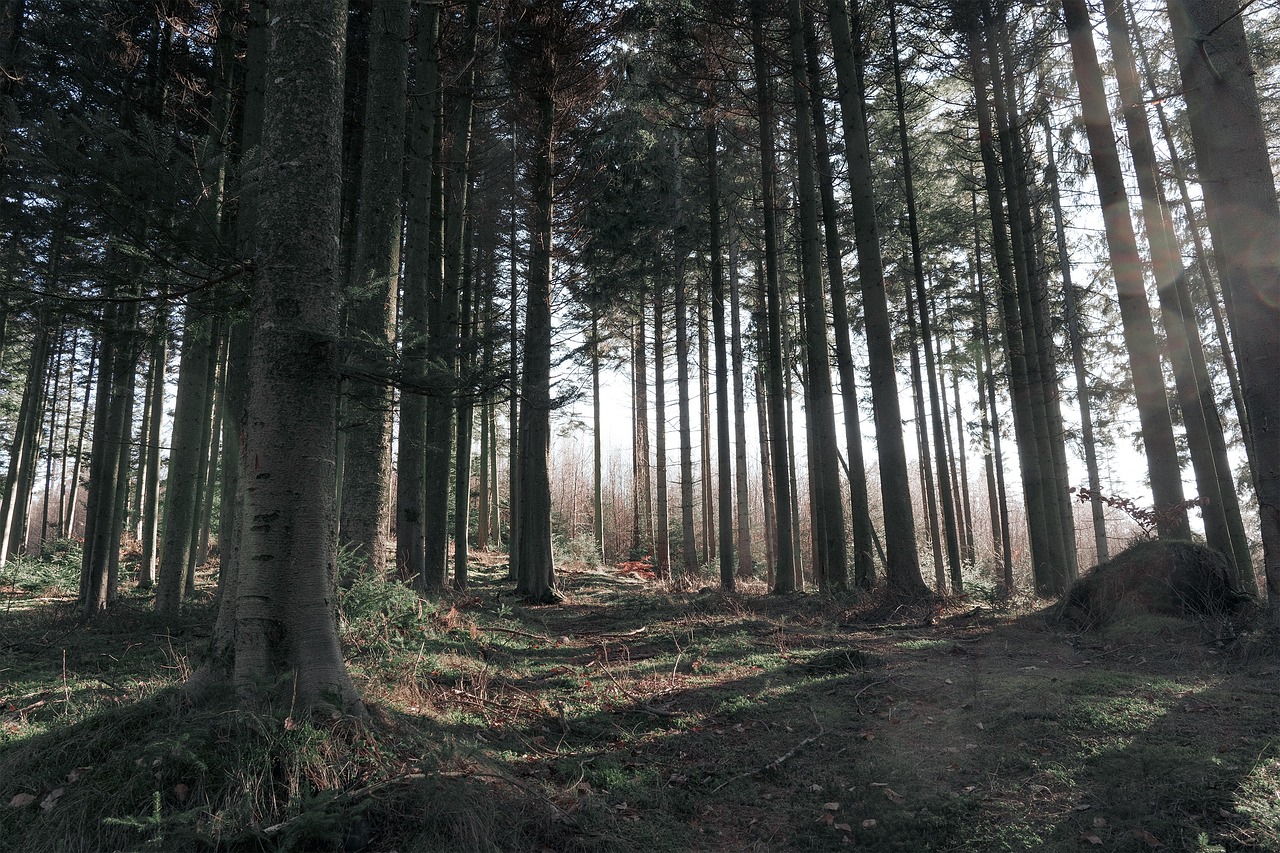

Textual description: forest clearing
[2,546,1278,852]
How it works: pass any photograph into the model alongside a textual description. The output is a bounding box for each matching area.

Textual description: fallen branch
[711,711,825,792]
[483,626,553,643]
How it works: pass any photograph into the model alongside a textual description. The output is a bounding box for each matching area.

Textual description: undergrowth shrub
[0,540,82,596]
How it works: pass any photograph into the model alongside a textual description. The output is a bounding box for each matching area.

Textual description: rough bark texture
[338,0,410,577]
[515,90,558,603]
[395,3,440,584]
[223,0,360,713]
[1166,0,1280,622]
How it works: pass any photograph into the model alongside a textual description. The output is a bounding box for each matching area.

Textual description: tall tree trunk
[210,0,361,713]
[633,302,654,558]
[423,0,481,592]
[653,279,671,580]
[1129,2,1255,484]
[698,283,714,566]
[825,0,927,597]
[675,239,699,580]
[515,81,558,603]
[994,26,1077,586]
[454,240,476,589]
[706,106,735,591]
[1043,113,1108,565]
[787,0,846,591]
[892,2,961,591]
[0,316,51,564]
[752,0,796,594]
[591,310,604,561]
[1165,0,1280,620]
[755,369,777,586]
[727,220,753,578]
[905,280,945,591]
[396,2,440,584]
[155,308,211,616]
[338,0,410,577]
[1062,0,1189,540]
[63,340,96,539]
[802,5,873,589]
[966,17,1056,593]
[1102,0,1252,585]
[138,325,166,584]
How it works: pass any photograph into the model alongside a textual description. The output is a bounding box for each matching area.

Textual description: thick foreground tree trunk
[188,0,361,714]
[1166,0,1280,622]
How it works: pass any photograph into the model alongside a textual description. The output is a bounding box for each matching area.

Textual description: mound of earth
[1060,539,1252,628]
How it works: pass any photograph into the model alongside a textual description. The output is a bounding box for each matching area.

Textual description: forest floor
[2,544,1279,852]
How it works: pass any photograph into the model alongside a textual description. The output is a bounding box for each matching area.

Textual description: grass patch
[3,547,1278,851]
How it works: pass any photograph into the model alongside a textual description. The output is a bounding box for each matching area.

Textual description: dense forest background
[0,0,1277,708]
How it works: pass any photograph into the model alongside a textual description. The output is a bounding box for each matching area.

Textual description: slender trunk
[803,7,873,589]
[1062,0,1189,539]
[967,19,1055,593]
[675,244,699,579]
[0,317,51,563]
[338,0,411,577]
[706,109,735,590]
[423,0,481,591]
[155,308,211,616]
[633,302,654,557]
[64,340,96,538]
[396,2,439,583]
[1102,0,1251,584]
[727,220,753,578]
[514,89,558,603]
[752,1,796,594]
[653,279,671,580]
[454,242,476,589]
[973,193,1015,590]
[905,281,945,592]
[1043,114,1108,565]
[892,1,961,593]
[698,286,714,566]
[1130,1,1255,483]
[995,28,1076,586]
[591,310,604,561]
[945,346,976,565]
[477,397,491,552]
[790,0,847,591]
[825,0,926,596]
[185,317,221,597]
[56,328,81,540]
[755,369,777,586]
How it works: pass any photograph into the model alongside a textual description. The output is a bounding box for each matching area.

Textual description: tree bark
[338,0,410,578]
[802,6,873,589]
[1062,0,1189,540]
[220,0,361,713]
[706,106,735,591]
[1165,0,1280,620]
[825,0,927,597]
[653,276,671,580]
[751,0,796,594]
[396,1,440,584]
[1102,0,1252,585]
